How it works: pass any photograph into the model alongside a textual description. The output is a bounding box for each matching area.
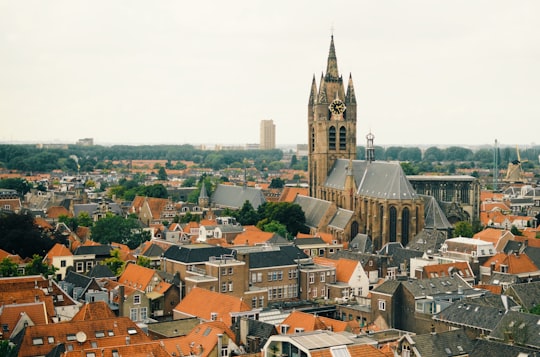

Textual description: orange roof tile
[71,301,116,321]
[46,206,71,218]
[161,321,236,357]
[423,261,474,279]
[0,248,24,264]
[173,287,251,326]
[63,342,170,357]
[0,302,49,339]
[45,243,72,261]
[233,230,274,246]
[34,217,53,230]
[118,263,157,291]
[310,343,388,357]
[474,284,503,295]
[482,252,539,274]
[279,187,309,202]
[279,311,348,333]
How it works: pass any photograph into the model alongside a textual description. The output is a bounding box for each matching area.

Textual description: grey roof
[294,237,326,246]
[490,310,540,349]
[163,244,233,263]
[87,264,115,278]
[371,279,401,295]
[401,276,473,298]
[211,184,266,209]
[407,175,477,182]
[433,299,508,331]
[293,195,332,229]
[349,233,373,253]
[73,244,114,257]
[489,272,519,285]
[325,159,419,200]
[405,329,474,357]
[215,224,244,233]
[524,246,540,269]
[509,197,534,205]
[503,240,524,254]
[406,228,449,254]
[231,317,277,348]
[246,250,297,269]
[378,242,404,255]
[420,195,453,230]
[141,243,165,258]
[506,281,540,311]
[278,245,309,260]
[387,247,424,269]
[64,270,92,289]
[73,202,123,217]
[471,338,540,357]
[327,208,353,230]
[266,234,291,245]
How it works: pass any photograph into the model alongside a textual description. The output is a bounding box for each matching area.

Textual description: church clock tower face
[329,98,346,116]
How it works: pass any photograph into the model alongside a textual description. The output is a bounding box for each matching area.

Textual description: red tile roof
[71,301,116,321]
[118,263,158,291]
[310,344,389,357]
[482,252,539,274]
[279,310,349,334]
[0,302,49,339]
[173,287,251,326]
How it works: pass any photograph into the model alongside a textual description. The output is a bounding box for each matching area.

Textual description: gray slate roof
[73,202,123,217]
[372,279,401,295]
[293,195,332,229]
[326,159,419,200]
[420,195,453,230]
[87,264,115,278]
[406,228,449,254]
[490,310,540,349]
[247,250,297,269]
[506,281,540,311]
[327,208,353,231]
[401,276,473,299]
[349,233,373,253]
[406,329,474,357]
[73,245,115,257]
[163,244,233,263]
[211,184,266,209]
[471,338,540,357]
[433,299,508,332]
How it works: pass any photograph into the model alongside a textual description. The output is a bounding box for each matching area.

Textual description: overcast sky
[1,1,539,148]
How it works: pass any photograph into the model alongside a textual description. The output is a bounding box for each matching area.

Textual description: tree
[269,178,285,189]
[0,258,19,277]
[510,225,522,236]
[0,177,32,197]
[257,202,307,236]
[157,166,168,181]
[137,255,151,268]
[103,249,125,276]
[260,220,288,238]
[0,340,17,357]
[26,254,56,277]
[400,162,418,175]
[91,215,150,249]
[236,201,260,226]
[453,221,473,238]
[0,211,59,259]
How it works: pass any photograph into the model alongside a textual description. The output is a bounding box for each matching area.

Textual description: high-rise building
[260,119,276,150]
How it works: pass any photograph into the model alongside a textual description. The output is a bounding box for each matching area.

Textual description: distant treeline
[0,144,538,173]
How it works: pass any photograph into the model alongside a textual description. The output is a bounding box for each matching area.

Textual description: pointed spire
[308,74,318,105]
[318,73,328,103]
[345,73,356,104]
[325,35,339,80]
[199,182,208,199]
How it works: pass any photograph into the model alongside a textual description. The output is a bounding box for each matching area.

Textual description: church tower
[308,36,357,199]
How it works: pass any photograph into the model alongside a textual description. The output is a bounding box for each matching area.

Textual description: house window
[47,336,54,344]
[221,347,228,357]
[228,281,233,292]
[221,282,227,293]
[259,296,264,307]
[140,307,148,320]
[130,308,138,321]
[312,287,317,298]
[309,274,315,284]
[252,297,257,308]
[257,272,262,282]
[86,261,93,270]
[60,260,66,267]
[378,300,386,311]
[320,273,325,282]
[228,267,233,275]
[221,268,227,275]
[32,337,44,345]
[66,334,76,341]
[76,262,84,272]
[211,312,218,321]
[95,331,105,338]
[402,345,411,357]
[133,295,141,304]
[289,270,297,279]
[90,342,98,348]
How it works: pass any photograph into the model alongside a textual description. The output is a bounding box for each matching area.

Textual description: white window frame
[378,299,386,311]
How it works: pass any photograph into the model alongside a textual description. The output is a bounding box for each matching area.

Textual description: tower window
[339,126,346,150]
[329,126,336,150]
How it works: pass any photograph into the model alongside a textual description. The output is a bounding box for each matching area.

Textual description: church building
[299,36,425,250]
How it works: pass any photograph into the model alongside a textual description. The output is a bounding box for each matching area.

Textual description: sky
[1,1,539,148]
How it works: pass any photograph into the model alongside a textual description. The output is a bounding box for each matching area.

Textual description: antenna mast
[493,139,498,191]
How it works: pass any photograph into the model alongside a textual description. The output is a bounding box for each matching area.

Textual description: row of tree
[1,143,537,174]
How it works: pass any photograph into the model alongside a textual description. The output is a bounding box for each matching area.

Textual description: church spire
[325,35,340,80]
[345,73,356,104]
[308,74,318,105]
[317,73,328,103]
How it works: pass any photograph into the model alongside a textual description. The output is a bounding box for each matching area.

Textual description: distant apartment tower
[260,119,276,150]
[76,138,94,146]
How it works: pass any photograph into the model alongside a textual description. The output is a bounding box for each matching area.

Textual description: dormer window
[501,264,508,273]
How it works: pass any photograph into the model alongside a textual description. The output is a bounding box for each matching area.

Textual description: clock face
[329,99,346,115]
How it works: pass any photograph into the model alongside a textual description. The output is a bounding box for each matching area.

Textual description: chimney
[118,285,125,314]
